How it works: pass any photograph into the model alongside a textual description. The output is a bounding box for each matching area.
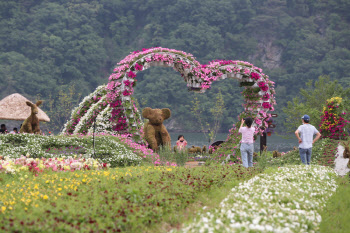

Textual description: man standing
[295,115,321,165]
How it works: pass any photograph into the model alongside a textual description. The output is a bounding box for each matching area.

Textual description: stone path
[334,144,350,176]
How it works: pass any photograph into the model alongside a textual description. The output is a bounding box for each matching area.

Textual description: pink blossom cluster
[262,102,272,109]
[117,47,199,67]
[250,72,261,80]
[0,155,107,175]
[258,82,269,92]
[320,111,348,140]
[262,93,270,101]
[109,100,127,132]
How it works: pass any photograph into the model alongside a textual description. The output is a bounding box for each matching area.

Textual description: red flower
[124,80,131,86]
[135,63,143,71]
[262,102,271,109]
[250,72,260,80]
[127,71,136,78]
[122,90,131,96]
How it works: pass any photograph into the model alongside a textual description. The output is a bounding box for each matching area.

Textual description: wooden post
[260,132,267,155]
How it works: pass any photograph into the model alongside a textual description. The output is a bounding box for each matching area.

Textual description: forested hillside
[1,0,350,133]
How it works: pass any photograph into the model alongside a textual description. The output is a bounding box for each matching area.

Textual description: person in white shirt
[295,115,321,165]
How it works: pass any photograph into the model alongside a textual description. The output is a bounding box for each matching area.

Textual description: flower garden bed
[0,134,165,167]
[0,132,347,231]
[0,164,261,232]
[176,165,338,233]
[0,156,107,175]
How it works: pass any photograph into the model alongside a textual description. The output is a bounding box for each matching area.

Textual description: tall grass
[158,146,188,166]
[320,176,350,233]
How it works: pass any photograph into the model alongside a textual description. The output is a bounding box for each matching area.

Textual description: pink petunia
[250,72,260,80]
[135,63,143,71]
[127,71,137,78]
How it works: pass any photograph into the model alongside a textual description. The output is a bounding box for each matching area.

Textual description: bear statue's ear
[26,101,33,107]
[36,100,43,106]
[142,107,153,119]
[161,108,171,120]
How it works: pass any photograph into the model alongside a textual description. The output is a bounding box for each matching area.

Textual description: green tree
[40,85,82,134]
[191,89,225,145]
[282,75,350,135]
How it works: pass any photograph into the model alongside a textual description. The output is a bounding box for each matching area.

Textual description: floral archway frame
[63,47,276,141]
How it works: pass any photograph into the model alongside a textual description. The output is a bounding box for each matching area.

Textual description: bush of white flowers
[0,134,141,167]
[177,165,337,233]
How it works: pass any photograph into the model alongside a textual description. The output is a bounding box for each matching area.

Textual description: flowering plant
[180,165,337,232]
[319,97,348,139]
[0,155,108,175]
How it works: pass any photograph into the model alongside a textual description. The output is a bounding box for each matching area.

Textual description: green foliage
[256,150,272,170]
[191,89,225,144]
[282,75,350,135]
[260,138,338,168]
[0,134,142,167]
[1,0,350,132]
[39,85,82,133]
[157,146,188,166]
[320,176,350,233]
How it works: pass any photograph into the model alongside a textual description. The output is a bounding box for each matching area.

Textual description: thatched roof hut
[0,93,50,122]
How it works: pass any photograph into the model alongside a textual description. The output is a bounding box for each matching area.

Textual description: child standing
[176,135,188,151]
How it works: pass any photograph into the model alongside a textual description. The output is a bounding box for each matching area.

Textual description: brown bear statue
[142,107,171,151]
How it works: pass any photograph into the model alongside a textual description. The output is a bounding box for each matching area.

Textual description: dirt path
[334,144,350,176]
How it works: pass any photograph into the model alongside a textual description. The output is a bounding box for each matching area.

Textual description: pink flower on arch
[122,90,131,96]
[127,71,136,78]
[255,118,262,125]
[124,80,133,86]
[262,102,271,109]
[262,93,270,101]
[135,63,143,71]
[251,72,260,80]
[258,82,269,92]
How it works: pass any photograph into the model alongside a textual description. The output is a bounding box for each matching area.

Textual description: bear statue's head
[26,100,42,115]
[142,107,171,126]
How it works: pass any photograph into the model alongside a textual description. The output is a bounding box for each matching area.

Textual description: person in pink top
[176,135,188,151]
[239,117,255,167]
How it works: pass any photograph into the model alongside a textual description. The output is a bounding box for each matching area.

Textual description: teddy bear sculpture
[142,107,171,151]
[20,100,43,134]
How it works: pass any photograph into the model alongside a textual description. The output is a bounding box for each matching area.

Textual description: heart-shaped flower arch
[63,47,276,141]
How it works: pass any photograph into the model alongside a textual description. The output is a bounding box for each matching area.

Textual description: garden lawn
[319,176,350,233]
[176,165,338,233]
[0,164,261,232]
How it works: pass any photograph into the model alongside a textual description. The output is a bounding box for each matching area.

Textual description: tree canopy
[1,0,349,133]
